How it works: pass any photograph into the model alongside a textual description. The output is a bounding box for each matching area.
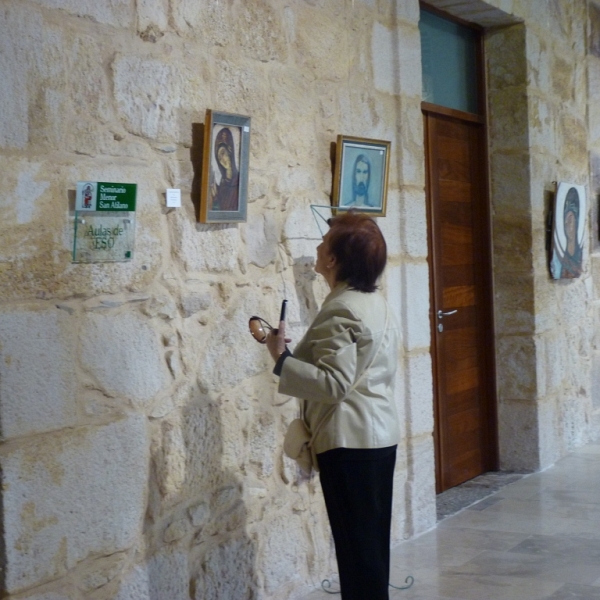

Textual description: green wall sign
[73,181,137,263]
[75,181,137,212]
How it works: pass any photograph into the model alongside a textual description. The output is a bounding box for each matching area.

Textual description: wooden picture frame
[199,109,251,223]
[332,135,391,217]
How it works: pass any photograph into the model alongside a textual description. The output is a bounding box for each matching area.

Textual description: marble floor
[302,441,600,600]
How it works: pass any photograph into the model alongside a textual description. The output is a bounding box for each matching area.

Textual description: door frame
[420,4,499,492]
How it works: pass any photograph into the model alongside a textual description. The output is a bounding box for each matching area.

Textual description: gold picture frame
[199,109,251,223]
[332,135,391,217]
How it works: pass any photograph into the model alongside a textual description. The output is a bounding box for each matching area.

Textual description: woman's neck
[324,271,339,290]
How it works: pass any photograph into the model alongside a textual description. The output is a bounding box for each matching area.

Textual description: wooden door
[424,105,498,493]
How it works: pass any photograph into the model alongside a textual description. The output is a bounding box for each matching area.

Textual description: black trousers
[317,445,397,600]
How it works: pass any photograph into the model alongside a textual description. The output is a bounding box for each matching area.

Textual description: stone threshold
[436,471,527,521]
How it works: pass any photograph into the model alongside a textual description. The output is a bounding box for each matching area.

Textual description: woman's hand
[266,321,291,362]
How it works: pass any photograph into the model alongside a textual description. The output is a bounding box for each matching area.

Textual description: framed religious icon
[199,109,251,223]
[550,182,586,279]
[331,135,391,217]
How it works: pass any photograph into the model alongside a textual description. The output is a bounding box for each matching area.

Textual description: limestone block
[260,514,305,594]
[372,21,421,98]
[543,332,567,394]
[19,593,72,600]
[592,352,600,409]
[164,518,191,543]
[273,165,319,198]
[558,113,588,169]
[195,537,256,600]
[400,188,428,259]
[402,262,431,351]
[489,151,531,218]
[68,35,113,127]
[142,294,178,320]
[115,549,188,600]
[405,434,436,536]
[486,25,526,91]
[549,53,576,103]
[395,96,425,187]
[243,211,279,268]
[541,388,591,468]
[232,1,288,63]
[377,193,401,257]
[496,335,537,401]
[393,368,408,441]
[0,308,78,440]
[153,401,243,511]
[492,216,533,275]
[537,395,561,468]
[181,289,212,318]
[172,0,227,45]
[294,8,349,81]
[80,552,128,591]
[2,160,48,226]
[80,311,171,406]
[266,69,320,162]
[338,87,380,141]
[488,87,529,151]
[587,58,600,143]
[0,6,31,149]
[395,0,419,22]
[218,397,251,473]
[283,205,321,261]
[113,55,181,141]
[29,0,133,27]
[372,21,399,96]
[249,411,276,477]
[493,272,534,335]
[1,416,148,593]
[529,98,562,151]
[212,59,269,134]
[405,352,434,437]
[384,265,403,334]
[137,0,168,34]
[196,290,276,390]
[497,399,539,471]
[154,413,187,500]
[172,212,240,273]
[559,281,589,328]
[189,502,209,527]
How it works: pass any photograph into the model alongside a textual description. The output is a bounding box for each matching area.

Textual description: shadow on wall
[114,388,257,599]
[292,256,321,327]
[190,123,204,222]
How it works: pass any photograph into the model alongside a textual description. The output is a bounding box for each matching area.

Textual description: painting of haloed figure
[550,182,586,279]
[200,109,250,223]
[332,135,391,217]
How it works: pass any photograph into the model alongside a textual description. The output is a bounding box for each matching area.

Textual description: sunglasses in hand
[248,316,278,344]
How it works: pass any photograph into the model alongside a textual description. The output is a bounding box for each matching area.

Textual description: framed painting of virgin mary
[550,182,586,279]
[199,109,251,223]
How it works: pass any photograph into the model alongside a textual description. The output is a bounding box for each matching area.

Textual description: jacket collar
[322,281,351,306]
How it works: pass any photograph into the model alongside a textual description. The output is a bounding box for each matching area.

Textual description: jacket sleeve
[277,303,362,404]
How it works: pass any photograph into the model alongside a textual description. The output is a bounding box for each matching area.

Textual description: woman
[266,212,400,600]
[211,127,239,211]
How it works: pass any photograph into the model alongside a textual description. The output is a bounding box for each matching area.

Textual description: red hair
[327,212,387,292]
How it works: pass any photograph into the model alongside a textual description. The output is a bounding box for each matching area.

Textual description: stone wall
[487,0,595,470]
[2,0,598,597]
[589,1,600,437]
[0,1,434,598]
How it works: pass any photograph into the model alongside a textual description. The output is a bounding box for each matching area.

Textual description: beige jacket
[279,283,400,455]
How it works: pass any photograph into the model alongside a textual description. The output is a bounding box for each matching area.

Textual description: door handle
[437,309,457,319]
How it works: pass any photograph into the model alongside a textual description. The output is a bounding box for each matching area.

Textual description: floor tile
[544,582,600,599]
[298,440,600,600]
